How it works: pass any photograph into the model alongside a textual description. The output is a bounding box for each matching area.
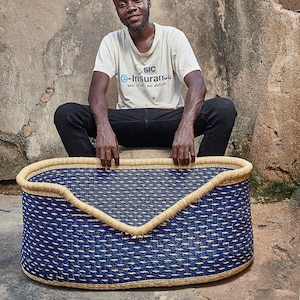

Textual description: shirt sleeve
[93,34,117,78]
[170,30,201,82]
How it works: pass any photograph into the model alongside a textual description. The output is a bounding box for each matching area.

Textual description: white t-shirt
[93,23,201,109]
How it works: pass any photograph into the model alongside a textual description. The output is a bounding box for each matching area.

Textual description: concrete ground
[1,191,300,300]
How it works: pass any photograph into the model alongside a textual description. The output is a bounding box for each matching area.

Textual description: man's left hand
[172,124,196,166]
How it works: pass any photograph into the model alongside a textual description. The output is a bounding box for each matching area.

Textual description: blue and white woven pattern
[17,157,254,289]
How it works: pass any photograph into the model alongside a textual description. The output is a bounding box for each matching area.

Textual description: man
[54,0,237,167]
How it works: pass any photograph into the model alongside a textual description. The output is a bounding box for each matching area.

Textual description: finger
[112,146,120,166]
[182,150,192,166]
[100,148,109,168]
[105,148,112,168]
[96,146,100,158]
[172,147,179,165]
[189,144,196,164]
[100,159,106,167]
[106,159,111,168]
[178,147,187,166]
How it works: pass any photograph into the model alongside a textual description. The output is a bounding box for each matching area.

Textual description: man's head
[113,0,151,32]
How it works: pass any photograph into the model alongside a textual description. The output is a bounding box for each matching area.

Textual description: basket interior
[28,166,233,226]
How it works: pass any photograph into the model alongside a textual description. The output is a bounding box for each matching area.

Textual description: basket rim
[16,156,253,236]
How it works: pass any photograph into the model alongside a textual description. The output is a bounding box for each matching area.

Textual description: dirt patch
[274,0,300,10]
[0,180,21,196]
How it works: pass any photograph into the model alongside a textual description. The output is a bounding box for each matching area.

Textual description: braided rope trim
[16,156,253,236]
[21,257,253,290]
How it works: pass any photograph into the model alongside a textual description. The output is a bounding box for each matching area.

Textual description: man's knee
[54,103,67,125]
[216,96,236,114]
[197,97,237,135]
[207,97,237,123]
[54,103,77,127]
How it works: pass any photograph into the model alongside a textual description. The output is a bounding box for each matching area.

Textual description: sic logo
[143,66,156,73]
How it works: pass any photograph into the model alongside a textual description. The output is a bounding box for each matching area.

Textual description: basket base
[21,258,253,290]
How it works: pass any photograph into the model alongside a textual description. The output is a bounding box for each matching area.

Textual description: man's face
[113,0,151,32]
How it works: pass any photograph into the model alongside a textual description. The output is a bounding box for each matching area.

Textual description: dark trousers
[54,97,237,157]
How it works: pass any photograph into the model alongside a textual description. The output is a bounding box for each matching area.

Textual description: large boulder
[0,0,299,185]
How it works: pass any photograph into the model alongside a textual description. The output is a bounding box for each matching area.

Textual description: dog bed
[16,156,253,290]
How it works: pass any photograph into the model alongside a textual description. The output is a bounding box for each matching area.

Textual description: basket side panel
[21,180,253,287]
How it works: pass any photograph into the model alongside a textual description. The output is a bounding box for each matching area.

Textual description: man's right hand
[95,124,120,168]
[88,71,120,168]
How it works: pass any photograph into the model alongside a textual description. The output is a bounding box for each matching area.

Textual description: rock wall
[0,0,299,184]
[219,0,300,183]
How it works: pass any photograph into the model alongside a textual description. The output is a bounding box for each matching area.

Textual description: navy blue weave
[28,167,230,226]
[22,167,253,286]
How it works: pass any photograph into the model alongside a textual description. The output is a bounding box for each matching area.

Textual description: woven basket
[17,156,253,290]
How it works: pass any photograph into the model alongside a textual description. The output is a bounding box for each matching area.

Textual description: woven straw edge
[16,156,253,236]
[21,257,253,290]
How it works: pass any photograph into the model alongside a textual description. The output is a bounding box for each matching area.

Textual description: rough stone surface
[249,3,300,183]
[217,0,300,183]
[0,0,299,183]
